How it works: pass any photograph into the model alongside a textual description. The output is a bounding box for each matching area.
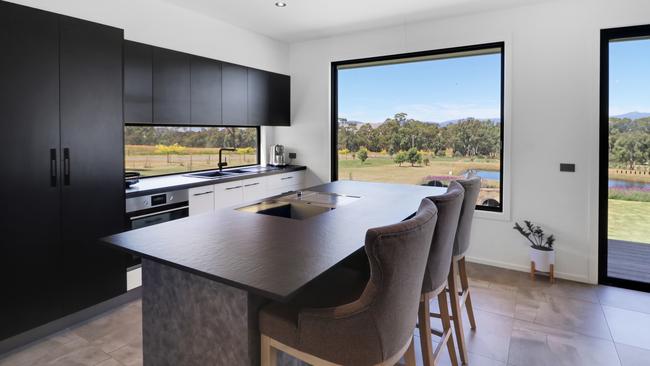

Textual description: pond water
[469,170,500,181]
[608,179,650,189]
[470,170,649,189]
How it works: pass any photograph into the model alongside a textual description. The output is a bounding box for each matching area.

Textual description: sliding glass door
[600,26,650,291]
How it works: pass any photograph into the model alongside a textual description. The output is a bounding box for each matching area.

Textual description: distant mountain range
[339,117,501,128]
[611,111,650,120]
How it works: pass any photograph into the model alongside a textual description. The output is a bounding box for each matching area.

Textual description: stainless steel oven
[126,189,189,230]
[124,189,189,272]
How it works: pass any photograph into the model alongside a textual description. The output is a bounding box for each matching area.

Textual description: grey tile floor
[2,262,650,366]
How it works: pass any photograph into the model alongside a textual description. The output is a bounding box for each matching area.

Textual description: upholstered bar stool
[418,182,464,366]
[445,177,481,365]
[259,199,438,366]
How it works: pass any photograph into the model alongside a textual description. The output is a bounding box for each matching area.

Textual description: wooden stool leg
[550,264,555,283]
[448,260,469,365]
[404,336,417,366]
[438,290,459,366]
[458,257,476,331]
[530,261,536,281]
[418,295,435,366]
[261,335,278,366]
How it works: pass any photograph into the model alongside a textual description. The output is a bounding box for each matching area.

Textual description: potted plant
[513,221,556,277]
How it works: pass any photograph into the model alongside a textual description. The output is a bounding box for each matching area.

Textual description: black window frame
[330,42,506,212]
[124,123,261,178]
[599,24,650,292]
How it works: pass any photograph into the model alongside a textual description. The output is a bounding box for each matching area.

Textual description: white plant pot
[529,246,555,273]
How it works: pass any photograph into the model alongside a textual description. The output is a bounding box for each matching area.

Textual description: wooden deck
[608,239,650,283]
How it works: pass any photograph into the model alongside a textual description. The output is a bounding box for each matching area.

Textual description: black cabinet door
[268,72,290,126]
[222,63,248,125]
[248,68,291,126]
[153,48,190,124]
[0,2,62,340]
[59,16,126,314]
[247,68,270,125]
[191,56,222,125]
[124,40,153,123]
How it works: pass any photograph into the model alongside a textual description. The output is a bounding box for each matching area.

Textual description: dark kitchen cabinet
[191,56,222,125]
[248,68,291,126]
[0,2,125,341]
[59,16,126,314]
[124,42,290,126]
[0,1,63,340]
[222,62,249,125]
[124,40,153,123]
[153,48,191,124]
[269,72,291,126]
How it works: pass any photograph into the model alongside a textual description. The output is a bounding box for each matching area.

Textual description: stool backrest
[297,199,437,365]
[364,198,438,361]
[453,177,481,257]
[422,181,465,294]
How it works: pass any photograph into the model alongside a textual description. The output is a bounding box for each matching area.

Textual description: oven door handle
[129,205,189,221]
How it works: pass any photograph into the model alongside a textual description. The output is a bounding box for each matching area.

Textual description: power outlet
[288,152,297,159]
[560,163,575,172]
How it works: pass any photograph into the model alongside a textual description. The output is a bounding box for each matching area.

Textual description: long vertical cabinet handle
[63,148,71,186]
[50,148,58,187]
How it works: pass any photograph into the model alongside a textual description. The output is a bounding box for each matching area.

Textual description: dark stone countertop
[125,165,306,198]
[104,180,445,302]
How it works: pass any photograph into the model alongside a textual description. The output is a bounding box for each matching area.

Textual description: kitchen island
[102,180,445,366]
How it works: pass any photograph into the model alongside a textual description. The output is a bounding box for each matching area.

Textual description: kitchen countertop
[103,180,445,302]
[125,165,306,198]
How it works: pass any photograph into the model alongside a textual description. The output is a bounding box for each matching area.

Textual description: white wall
[7,0,287,164]
[6,0,289,73]
[275,0,650,283]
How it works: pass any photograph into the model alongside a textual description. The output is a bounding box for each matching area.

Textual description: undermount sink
[185,166,270,179]
[236,191,361,220]
[239,201,333,220]
[223,169,254,174]
[184,170,236,179]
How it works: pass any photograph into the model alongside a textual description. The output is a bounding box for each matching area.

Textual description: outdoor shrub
[608,187,650,202]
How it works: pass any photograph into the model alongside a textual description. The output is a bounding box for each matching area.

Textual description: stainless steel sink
[236,191,361,220]
[237,200,332,220]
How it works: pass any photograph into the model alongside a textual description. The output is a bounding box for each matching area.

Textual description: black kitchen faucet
[218,147,236,171]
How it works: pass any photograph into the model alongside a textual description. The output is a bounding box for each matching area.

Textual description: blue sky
[609,38,650,116]
[338,53,502,123]
[338,39,650,123]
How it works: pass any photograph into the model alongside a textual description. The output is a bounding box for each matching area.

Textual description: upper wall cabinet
[248,68,290,126]
[123,42,290,126]
[124,41,152,123]
[191,56,222,125]
[153,48,191,124]
[222,63,249,125]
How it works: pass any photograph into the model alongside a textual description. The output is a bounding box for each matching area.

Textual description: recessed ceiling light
[275,2,287,7]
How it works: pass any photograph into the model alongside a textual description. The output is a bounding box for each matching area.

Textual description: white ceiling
[161,0,551,42]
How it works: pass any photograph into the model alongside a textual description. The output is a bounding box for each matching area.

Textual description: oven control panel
[126,189,189,213]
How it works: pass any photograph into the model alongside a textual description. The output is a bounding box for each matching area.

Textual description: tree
[357,147,368,164]
[612,132,650,169]
[394,151,407,166]
[407,147,422,166]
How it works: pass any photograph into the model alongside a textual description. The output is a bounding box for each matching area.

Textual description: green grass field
[608,199,650,243]
[125,145,257,176]
[338,153,501,204]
